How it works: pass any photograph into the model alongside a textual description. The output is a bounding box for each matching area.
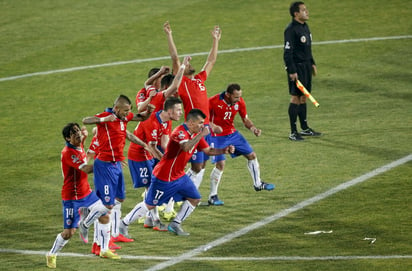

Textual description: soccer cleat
[254,182,275,192]
[300,128,322,136]
[46,254,56,269]
[78,221,89,243]
[111,233,134,243]
[109,238,121,250]
[153,220,168,231]
[92,242,99,255]
[160,209,177,221]
[99,250,121,260]
[208,195,224,206]
[119,220,132,239]
[289,131,304,141]
[168,222,190,236]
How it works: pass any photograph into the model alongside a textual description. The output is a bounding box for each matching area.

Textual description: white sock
[93,220,99,244]
[48,233,69,255]
[98,222,111,252]
[195,168,205,189]
[209,167,223,197]
[247,158,261,187]
[123,202,148,225]
[164,197,175,213]
[186,168,197,182]
[174,200,195,224]
[111,200,121,237]
[149,206,160,221]
[84,201,110,228]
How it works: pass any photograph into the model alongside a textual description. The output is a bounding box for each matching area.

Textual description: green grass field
[1,0,411,270]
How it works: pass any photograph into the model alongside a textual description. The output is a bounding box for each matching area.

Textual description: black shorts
[288,62,312,96]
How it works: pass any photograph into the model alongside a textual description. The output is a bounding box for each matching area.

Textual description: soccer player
[46,123,113,269]
[208,83,275,205]
[136,66,170,113]
[123,96,184,232]
[120,109,234,237]
[81,95,154,258]
[163,21,223,189]
[284,1,321,141]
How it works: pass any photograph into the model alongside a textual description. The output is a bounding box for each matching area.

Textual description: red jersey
[128,111,171,162]
[178,71,210,124]
[87,135,99,159]
[95,108,134,162]
[153,124,209,181]
[135,86,157,108]
[60,143,92,201]
[209,92,247,136]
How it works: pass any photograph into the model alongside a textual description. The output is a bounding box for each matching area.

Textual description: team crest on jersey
[71,155,79,164]
[178,131,185,139]
[300,35,307,43]
[66,219,72,226]
[234,104,239,110]
[162,122,168,129]
[105,196,111,203]
[139,93,145,99]
[142,178,148,185]
[153,199,159,205]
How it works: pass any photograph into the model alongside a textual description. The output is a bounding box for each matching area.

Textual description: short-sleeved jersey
[149,90,167,113]
[209,92,247,136]
[60,142,92,201]
[95,108,134,162]
[178,71,210,124]
[87,135,99,159]
[135,86,157,108]
[128,111,171,162]
[153,124,209,182]
[283,20,315,75]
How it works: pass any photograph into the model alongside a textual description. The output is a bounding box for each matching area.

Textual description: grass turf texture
[0,0,411,270]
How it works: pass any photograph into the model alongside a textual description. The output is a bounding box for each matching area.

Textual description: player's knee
[61,229,74,240]
[188,198,201,206]
[246,152,257,160]
[98,214,110,224]
[216,161,225,171]
[191,163,203,173]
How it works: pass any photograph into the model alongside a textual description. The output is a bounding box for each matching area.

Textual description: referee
[283,1,321,141]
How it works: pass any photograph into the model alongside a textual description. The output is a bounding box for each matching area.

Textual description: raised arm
[164,21,180,75]
[163,56,191,99]
[201,25,221,76]
[144,66,170,89]
[82,114,116,125]
[133,104,155,121]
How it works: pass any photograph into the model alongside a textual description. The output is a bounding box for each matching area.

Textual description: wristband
[180,64,186,70]
[99,118,105,123]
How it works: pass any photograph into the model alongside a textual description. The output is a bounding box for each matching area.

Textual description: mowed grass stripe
[0,35,411,82]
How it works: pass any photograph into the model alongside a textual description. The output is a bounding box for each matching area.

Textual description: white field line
[1,248,411,262]
[145,154,412,271]
[1,35,411,83]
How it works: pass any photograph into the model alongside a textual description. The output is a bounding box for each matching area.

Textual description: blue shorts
[190,134,211,163]
[210,131,254,163]
[62,191,100,229]
[93,158,125,205]
[128,159,154,188]
[145,174,201,206]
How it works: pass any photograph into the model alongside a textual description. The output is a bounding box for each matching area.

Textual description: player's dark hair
[290,1,304,17]
[148,68,160,78]
[62,122,80,141]
[186,109,206,121]
[114,94,132,107]
[163,96,182,111]
[161,74,175,89]
[226,83,241,94]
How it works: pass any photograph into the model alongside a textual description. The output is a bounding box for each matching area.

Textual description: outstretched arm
[201,25,221,76]
[164,21,180,75]
[242,116,261,137]
[163,56,191,99]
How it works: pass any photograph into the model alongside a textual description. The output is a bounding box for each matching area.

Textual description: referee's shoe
[300,128,322,136]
